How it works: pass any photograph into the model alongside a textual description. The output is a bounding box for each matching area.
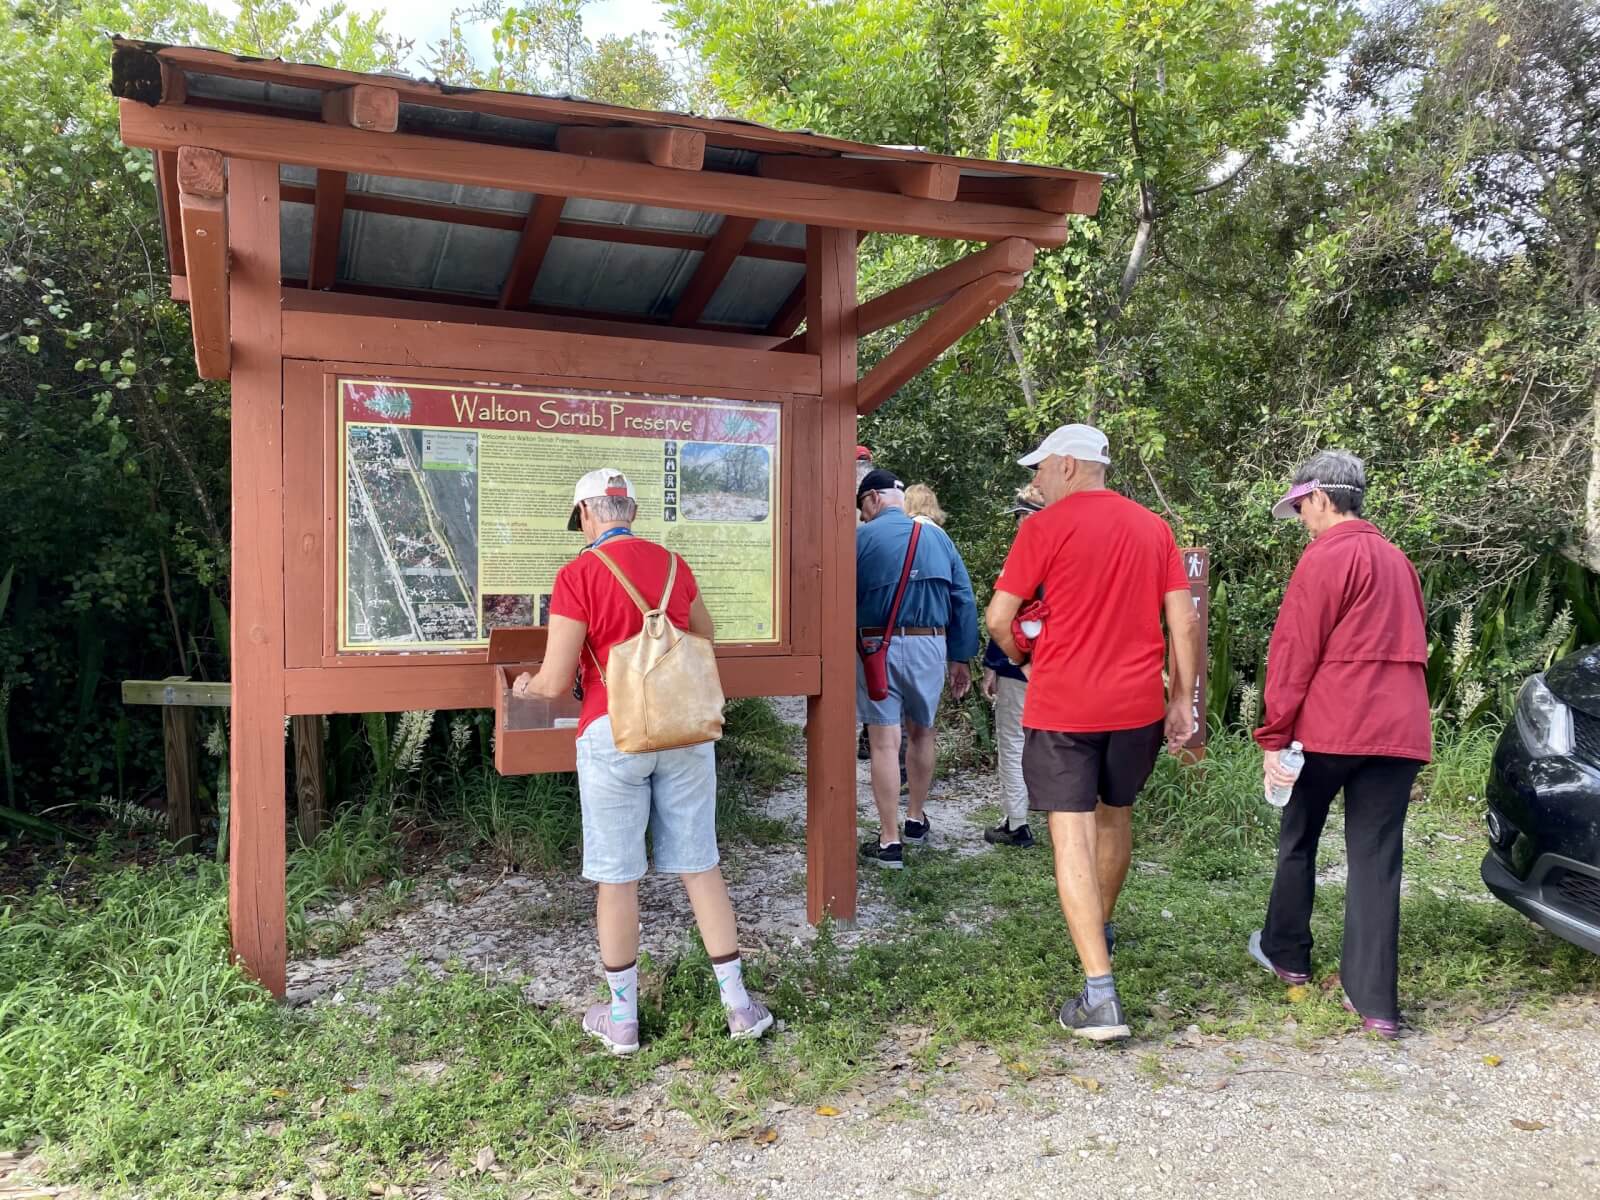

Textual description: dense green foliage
[2,0,1597,816]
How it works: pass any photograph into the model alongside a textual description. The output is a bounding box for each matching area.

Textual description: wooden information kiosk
[111,38,1103,996]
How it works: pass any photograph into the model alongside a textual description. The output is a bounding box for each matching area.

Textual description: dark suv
[1482,644,1600,954]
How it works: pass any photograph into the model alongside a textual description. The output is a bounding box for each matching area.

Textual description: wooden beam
[176,144,225,197]
[122,677,231,707]
[157,151,186,276]
[498,194,565,309]
[277,183,808,261]
[282,287,787,351]
[856,272,1022,415]
[320,84,398,132]
[292,715,326,844]
[307,169,346,291]
[767,283,807,338]
[805,225,859,927]
[226,157,288,998]
[177,148,229,380]
[160,61,187,106]
[857,238,1035,336]
[758,156,959,201]
[120,102,1074,246]
[280,300,821,394]
[556,125,705,170]
[672,215,756,325]
[956,174,1089,214]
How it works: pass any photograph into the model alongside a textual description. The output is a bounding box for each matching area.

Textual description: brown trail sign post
[112,39,1103,996]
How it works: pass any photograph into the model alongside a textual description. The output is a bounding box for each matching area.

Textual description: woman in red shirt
[1251,451,1432,1038]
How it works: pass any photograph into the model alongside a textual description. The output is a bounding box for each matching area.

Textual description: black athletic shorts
[1022,721,1165,813]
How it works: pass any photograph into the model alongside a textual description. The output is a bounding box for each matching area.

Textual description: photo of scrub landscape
[3,1,1600,1198]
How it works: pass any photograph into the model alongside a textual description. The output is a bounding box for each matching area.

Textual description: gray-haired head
[1293,450,1366,515]
[586,474,639,524]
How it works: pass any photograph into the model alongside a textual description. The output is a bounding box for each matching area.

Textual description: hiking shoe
[1248,930,1310,986]
[902,817,931,845]
[1340,992,1400,1040]
[727,1001,775,1041]
[857,727,871,761]
[860,839,904,869]
[1058,991,1131,1042]
[984,821,1035,848]
[583,1003,640,1055]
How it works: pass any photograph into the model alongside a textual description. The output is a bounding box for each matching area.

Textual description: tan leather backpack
[586,546,725,753]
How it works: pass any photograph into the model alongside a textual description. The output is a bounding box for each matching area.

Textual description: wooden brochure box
[488,627,582,775]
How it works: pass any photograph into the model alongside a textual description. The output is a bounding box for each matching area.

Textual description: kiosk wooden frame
[112,38,1103,997]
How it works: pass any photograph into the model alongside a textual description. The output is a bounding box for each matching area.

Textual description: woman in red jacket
[1251,451,1432,1038]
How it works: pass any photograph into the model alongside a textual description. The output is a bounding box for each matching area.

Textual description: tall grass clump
[0,861,279,1159]
[1420,720,1501,809]
[1137,728,1275,855]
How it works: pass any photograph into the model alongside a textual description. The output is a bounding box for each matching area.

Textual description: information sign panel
[337,378,782,651]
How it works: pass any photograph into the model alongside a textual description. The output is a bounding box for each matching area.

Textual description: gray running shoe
[1248,929,1310,985]
[902,816,930,845]
[727,1001,775,1041]
[1058,991,1131,1042]
[583,1003,640,1055]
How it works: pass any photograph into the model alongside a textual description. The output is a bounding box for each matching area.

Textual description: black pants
[1260,753,1423,1022]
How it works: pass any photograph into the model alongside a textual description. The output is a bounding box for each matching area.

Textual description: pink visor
[1271,480,1320,520]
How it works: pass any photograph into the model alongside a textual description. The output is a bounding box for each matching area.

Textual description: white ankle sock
[604,963,638,1024]
[712,955,751,1011]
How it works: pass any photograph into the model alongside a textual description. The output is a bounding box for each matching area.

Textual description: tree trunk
[1001,303,1037,408]
[1577,365,1600,573]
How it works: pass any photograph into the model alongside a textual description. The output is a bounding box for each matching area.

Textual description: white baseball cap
[1017,423,1111,468]
[568,468,636,530]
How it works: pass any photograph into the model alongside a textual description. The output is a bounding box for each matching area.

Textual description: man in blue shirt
[855,468,979,868]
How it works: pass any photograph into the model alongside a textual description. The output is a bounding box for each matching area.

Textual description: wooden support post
[177,146,229,380]
[227,157,288,998]
[672,215,756,325]
[162,698,200,852]
[292,715,327,844]
[307,169,347,290]
[1179,547,1211,763]
[320,84,399,132]
[855,272,1022,415]
[805,225,859,926]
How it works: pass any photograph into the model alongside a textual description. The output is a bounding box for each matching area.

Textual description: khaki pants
[994,675,1029,827]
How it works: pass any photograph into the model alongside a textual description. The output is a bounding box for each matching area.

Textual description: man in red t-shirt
[986,424,1201,1042]
[512,468,772,1055]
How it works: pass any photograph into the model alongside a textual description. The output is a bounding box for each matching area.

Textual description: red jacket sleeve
[1254,547,1345,751]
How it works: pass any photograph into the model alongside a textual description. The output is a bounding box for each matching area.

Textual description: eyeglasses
[1291,499,1305,515]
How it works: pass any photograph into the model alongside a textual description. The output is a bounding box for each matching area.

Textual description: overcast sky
[339,0,671,71]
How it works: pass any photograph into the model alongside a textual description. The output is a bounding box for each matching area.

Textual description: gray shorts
[855,634,947,729]
[575,715,720,884]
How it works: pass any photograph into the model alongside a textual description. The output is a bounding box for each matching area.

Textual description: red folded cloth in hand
[1011,599,1049,657]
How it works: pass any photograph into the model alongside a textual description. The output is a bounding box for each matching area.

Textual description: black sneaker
[1058,991,1131,1042]
[860,839,904,869]
[984,821,1035,848]
[857,727,871,761]
[902,817,930,845]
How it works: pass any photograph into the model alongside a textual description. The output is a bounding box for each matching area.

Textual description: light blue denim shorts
[575,715,721,884]
[855,633,948,728]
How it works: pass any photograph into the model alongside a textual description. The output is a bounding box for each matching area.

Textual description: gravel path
[664,1000,1600,1200]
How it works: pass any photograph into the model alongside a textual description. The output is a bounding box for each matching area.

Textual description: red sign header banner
[342,380,780,443]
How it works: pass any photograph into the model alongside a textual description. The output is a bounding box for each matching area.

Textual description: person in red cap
[1250,450,1431,1040]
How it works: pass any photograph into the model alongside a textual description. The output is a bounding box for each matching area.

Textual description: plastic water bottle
[1267,741,1305,808]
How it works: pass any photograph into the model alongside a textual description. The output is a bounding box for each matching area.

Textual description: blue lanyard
[587,527,634,551]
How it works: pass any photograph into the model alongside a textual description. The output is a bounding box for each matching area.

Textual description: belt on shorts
[857,626,946,638]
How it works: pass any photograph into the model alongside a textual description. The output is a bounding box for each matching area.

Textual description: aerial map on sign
[338,378,782,652]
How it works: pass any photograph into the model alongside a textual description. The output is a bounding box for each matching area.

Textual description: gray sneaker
[1058,992,1131,1042]
[583,1003,640,1055]
[727,1001,775,1041]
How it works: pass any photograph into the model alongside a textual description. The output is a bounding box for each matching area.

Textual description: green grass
[4,724,1597,1197]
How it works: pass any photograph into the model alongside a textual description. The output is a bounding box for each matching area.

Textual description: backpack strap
[588,545,653,615]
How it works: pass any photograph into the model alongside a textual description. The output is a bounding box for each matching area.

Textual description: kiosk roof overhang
[112,38,1102,334]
